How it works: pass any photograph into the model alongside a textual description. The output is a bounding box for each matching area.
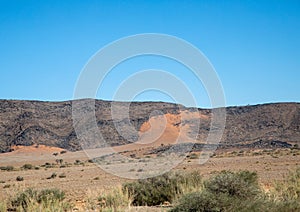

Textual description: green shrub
[123,171,202,206]
[170,191,220,212]
[11,188,69,211]
[172,169,300,212]
[37,189,65,205]
[11,188,38,210]
[204,170,259,199]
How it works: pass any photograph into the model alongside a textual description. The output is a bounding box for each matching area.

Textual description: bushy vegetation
[0,165,14,171]
[9,188,71,211]
[123,171,202,206]
[97,187,132,211]
[22,164,33,170]
[171,169,300,212]
[204,170,260,199]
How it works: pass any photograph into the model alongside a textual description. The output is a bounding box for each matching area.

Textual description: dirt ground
[0,145,299,209]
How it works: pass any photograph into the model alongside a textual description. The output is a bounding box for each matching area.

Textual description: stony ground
[1,146,299,210]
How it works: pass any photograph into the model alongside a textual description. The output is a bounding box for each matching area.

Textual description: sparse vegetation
[123,171,202,206]
[272,167,300,202]
[0,168,300,211]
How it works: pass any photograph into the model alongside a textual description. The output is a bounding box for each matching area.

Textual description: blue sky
[0,0,299,107]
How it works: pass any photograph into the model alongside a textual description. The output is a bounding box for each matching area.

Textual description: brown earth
[0,146,299,205]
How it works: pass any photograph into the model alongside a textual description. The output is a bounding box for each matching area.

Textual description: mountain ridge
[0,99,299,153]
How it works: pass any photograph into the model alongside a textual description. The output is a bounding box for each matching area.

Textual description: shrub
[170,191,220,212]
[98,187,132,210]
[272,167,300,201]
[37,189,65,205]
[58,173,66,178]
[87,159,94,163]
[11,188,37,210]
[46,173,57,179]
[22,164,33,170]
[204,170,259,199]
[16,176,24,181]
[188,153,199,159]
[172,191,265,211]
[43,162,55,168]
[0,166,14,171]
[172,170,262,212]
[123,171,202,206]
[172,169,300,211]
[60,150,67,154]
[55,159,63,164]
[3,184,10,189]
[11,188,69,211]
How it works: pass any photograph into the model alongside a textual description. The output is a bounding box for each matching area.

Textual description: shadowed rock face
[0,99,299,153]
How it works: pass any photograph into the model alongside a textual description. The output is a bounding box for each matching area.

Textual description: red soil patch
[9,144,65,154]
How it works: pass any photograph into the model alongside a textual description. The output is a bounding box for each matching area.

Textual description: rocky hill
[0,99,299,153]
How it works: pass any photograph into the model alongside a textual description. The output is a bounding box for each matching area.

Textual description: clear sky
[0,0,299,108]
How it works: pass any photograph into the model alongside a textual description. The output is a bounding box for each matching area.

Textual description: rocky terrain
[0,99,299,153]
